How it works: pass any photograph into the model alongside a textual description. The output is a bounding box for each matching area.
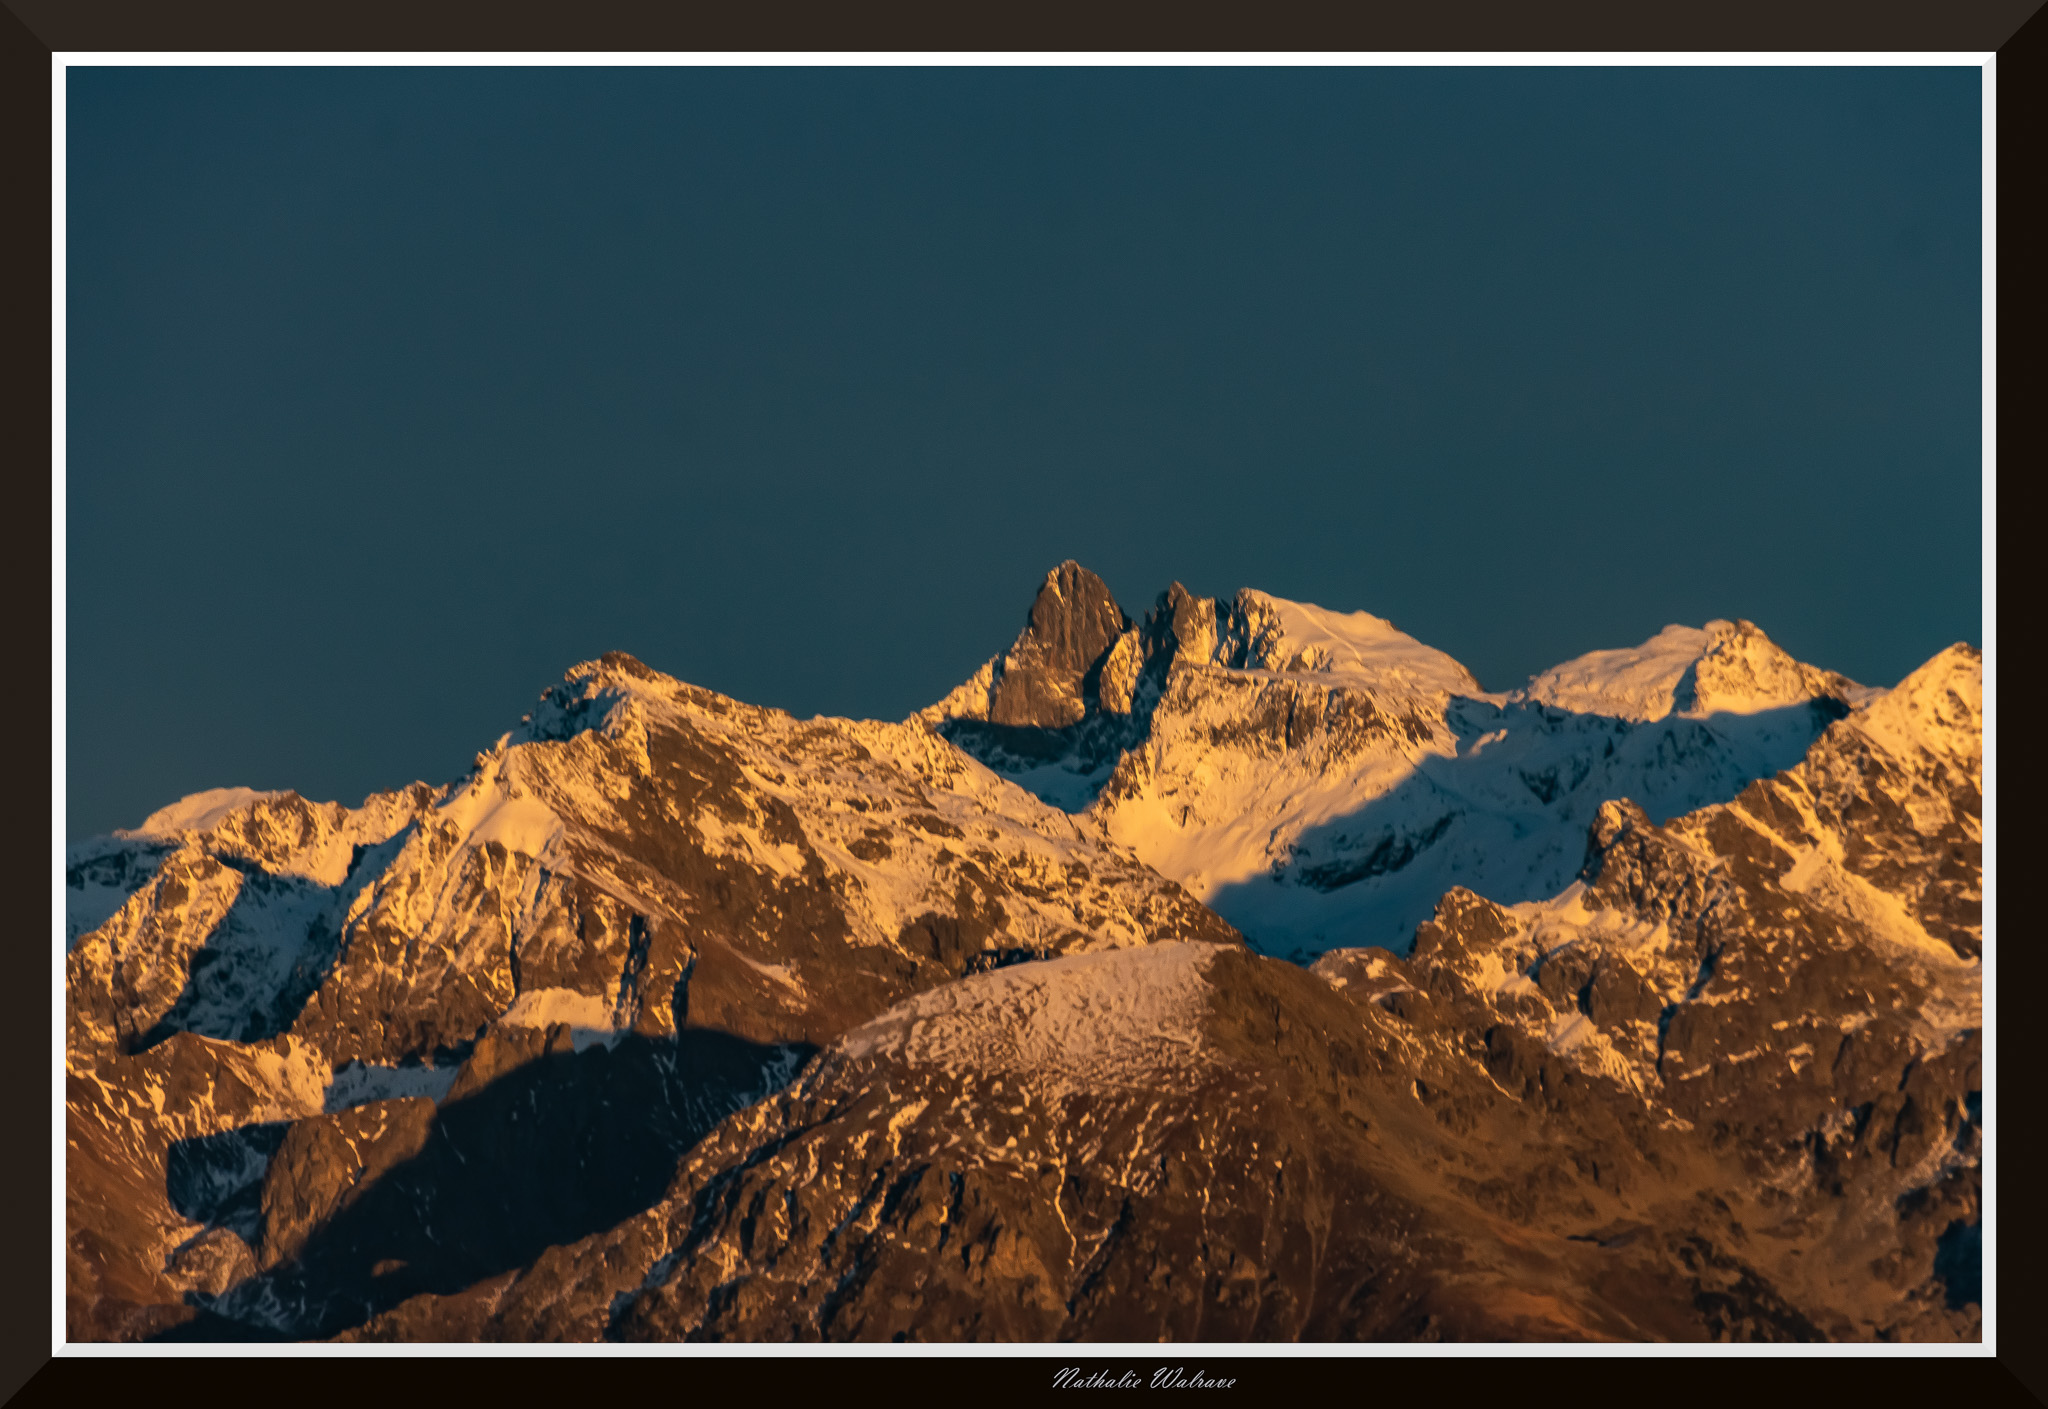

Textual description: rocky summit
[65,564,1982,1343]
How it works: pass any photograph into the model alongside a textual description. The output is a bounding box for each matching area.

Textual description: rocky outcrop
[988,562,1129,728]
[929,561,1133,731]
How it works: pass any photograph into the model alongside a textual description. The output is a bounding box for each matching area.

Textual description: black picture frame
[7,3,2033,1401]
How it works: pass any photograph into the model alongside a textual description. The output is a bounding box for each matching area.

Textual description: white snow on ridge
[1226,591,1482,698]
[838,940,1227,1095]
[1079,605,1903,960]
[917,657,1000,725]
[1516,625,1724,721]
[1515,619,1864,722]
[95,782,443,890]
[489,656,1209,970]
[1844,643,1981,764]
[128,787,286,838]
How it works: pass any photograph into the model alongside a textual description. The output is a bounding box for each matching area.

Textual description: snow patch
[839,941,1227,1095]
[324,1060,461,1112]
[499,986,614,1033]
[436,769,563,859]
[129,788,285,837]
[494,987,630,1051]
[1779,844,1978,975]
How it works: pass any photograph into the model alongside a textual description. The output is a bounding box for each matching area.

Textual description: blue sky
[65,65,1982,837]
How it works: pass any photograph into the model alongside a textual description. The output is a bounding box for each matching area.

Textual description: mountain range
[64,562,1983,1342]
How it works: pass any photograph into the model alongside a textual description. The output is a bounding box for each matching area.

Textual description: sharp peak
[1888,640,1982,691]
[1544,618,1800,670]
[1027,560,1118,604]
[1014,566,1397,623]
[546,651,804,732]
[555,650,729,704]
[1922,640,1981,666]
[566,650,669,684]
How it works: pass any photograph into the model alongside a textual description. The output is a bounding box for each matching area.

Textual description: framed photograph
[17,11,2022,1397]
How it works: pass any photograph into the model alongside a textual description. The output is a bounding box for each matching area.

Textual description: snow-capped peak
[1516,619,1862,723]
[1845,643,1981,765]
[1212,590,1482,698]
[126,787,286,838]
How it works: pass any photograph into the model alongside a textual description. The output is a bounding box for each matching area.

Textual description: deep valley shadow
[165,1121,293,1241]
[938,716,1137,809]
[152,1025,813,1342]
[1934,1220,1982,1310]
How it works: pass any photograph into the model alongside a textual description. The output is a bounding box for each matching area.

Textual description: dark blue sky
[65,66,1983,838]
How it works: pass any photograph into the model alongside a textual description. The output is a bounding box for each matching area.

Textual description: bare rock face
[1352,651,1984,1340]
[987,562,1131,728]
[925,567,1229,744]
[258,1099,436,1271]
[164,1228,257,1300]
[66,1032,326,1341]
[599,943,1625,1343]
[923,573,1231,815]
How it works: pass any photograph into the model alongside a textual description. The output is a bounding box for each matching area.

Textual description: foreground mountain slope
[342,941,1675,1342]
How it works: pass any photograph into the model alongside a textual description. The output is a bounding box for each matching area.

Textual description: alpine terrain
[65,562,1983,1343]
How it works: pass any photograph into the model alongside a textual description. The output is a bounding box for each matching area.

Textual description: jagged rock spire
[988,561,1130,728]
